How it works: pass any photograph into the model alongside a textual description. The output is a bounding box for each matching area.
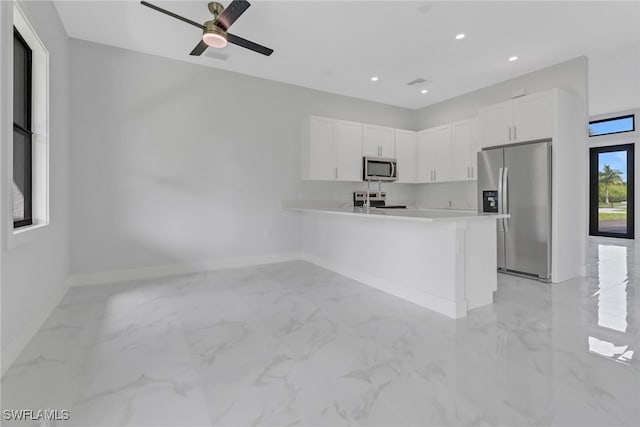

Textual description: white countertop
[285,206,509,223]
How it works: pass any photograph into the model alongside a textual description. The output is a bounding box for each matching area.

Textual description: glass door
[589,144,635,239]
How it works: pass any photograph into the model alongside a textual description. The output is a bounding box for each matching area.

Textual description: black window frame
[13,27,33,229]
[589,114,635,137]
[589,143,635,239]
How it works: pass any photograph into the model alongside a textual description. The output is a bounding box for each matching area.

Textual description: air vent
[406,78,430,86]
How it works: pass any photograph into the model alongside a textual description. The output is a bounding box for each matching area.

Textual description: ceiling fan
[140,0,273,56]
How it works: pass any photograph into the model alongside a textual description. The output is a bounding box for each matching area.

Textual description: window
[13,27,33,228]
[589,114,635,137]
[9,2,50,241]
[589,144,635,239]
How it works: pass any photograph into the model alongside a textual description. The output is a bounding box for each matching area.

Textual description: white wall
[412,57,588,209]
[589,43,640,116]
[0,0,70,374]
[67,39,415,281]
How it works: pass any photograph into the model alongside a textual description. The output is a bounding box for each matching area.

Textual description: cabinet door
[417,130,436,183]
[378,127,396,158]
[362,125,395,157]
[335,120,363,181]
[394,130,416,183]
[432,125,453,182]
[452,120,473,181]
[470,118,480,179]
[479,100,513,148]
[308,116,335,180]
[362,124,381,157]
[513,91,553,142]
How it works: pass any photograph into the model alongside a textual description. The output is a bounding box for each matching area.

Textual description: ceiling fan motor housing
[203,21,228,47]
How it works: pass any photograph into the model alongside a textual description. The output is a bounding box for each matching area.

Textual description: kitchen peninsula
[286,206,508,319]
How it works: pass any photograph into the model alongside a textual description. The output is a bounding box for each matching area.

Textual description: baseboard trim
[299,253,466,319]
[1,283,69,378]
[67,252,302,287]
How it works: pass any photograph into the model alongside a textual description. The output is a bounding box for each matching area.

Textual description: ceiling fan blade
[227,33,273,56]
[215,0,251,31]
[190,40,208,56]
[140,1,204,30]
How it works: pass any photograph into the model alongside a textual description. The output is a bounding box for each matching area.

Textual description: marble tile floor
[1,237,638,426]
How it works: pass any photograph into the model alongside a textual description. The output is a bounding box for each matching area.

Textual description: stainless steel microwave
[363,157,397,182]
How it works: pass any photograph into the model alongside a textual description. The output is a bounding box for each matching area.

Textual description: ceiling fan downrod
[208,2,225,19]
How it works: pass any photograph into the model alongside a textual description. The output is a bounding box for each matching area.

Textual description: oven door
[363,157,397,181]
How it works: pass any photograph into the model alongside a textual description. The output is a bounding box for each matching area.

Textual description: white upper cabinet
[513,91,553,142]
[478,100,513,147]
[479,90,554,148]
[302,116,362,181]
[363,124,396,158]
[431,125,453,182]
[417,129,436,183]
[417,124,458,183]
[452,119,476,181]
[335,120,363,181]
[379,127,395,158]
[394,129,417,183]
[305,116,335,180]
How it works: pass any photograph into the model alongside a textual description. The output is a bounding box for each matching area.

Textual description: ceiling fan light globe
[203,32,227,48]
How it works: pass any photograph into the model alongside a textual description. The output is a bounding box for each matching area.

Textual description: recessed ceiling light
[508,56,518,62]
[455,33,465,40]
[421,89,428,94]
[370,76,379,82]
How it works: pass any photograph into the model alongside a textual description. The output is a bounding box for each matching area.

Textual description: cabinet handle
[514,126,517,140]
[468,167,470,178]
[335,167,338,179]
[508,127,512,141]
[471,167,474,178]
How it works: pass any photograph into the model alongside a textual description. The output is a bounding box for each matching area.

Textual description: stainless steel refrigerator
[477,139,552,281]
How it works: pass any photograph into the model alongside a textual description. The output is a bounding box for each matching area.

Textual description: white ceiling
[53,0,640,110]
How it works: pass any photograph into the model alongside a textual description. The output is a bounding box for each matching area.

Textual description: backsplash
[413,181,477,210]
[295,181,416,207]
[292,180,476,210]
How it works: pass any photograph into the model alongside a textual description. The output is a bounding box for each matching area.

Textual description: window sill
[8,221,49,250]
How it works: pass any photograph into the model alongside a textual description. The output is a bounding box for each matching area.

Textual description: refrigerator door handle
[498,167,504,216]
[503,167,509,232]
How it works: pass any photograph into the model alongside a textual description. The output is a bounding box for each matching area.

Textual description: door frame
[589,143,635,239]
